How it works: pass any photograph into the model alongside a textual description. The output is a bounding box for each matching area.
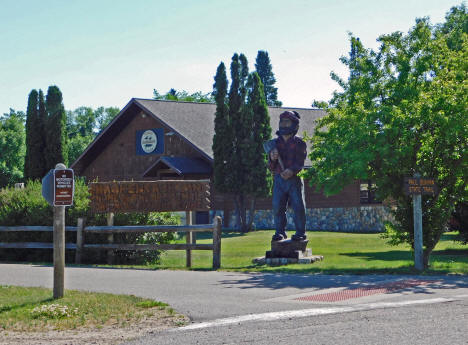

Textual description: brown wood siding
[210,179,360,210]
[305,180,361,208]
[82,110,204,182]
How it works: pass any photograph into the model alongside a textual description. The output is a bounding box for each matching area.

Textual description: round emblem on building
[141,130,158,153]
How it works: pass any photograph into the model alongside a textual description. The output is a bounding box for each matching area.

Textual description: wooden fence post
[75,218,84,264]
[186,211,192,268]
[191,211,196,245]
[107,212,114,265]
[53,205,65,299]
[212,216,222,270]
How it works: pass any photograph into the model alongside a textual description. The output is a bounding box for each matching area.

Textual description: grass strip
[0,286,185,332]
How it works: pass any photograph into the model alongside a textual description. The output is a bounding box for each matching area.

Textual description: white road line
[176,298,456,331]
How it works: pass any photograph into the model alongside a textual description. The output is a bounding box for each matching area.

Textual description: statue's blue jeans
[272,174,306,236]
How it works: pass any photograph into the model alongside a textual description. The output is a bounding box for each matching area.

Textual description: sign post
[412,187,423,271]
[42,163,74,299]
[404,174,437,271]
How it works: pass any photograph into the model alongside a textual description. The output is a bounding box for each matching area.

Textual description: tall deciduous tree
[0,109,25,187]
[45,86,67,168]
[65,106,120,165]
[95,106,120,133]
[153,89,214,103]
[304,5,467,267]
[255,50,282,106]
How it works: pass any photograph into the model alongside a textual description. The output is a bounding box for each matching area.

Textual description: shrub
[0,181,180,264]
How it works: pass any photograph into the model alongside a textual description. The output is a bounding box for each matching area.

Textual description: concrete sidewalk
[1,263,467,322]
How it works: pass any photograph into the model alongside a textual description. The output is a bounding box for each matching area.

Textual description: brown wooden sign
[404,177,437,196]
[54,169,74,206]
[89,180,210,213]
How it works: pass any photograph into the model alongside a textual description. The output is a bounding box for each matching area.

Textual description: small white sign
[141,130,158,153]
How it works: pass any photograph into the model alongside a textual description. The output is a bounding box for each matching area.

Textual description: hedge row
[0,180,180,264]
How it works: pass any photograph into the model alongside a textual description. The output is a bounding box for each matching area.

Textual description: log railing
[0,216,222,269]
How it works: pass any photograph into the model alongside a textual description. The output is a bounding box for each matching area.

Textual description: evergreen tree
[239,53,249,101]
[212,62,231,194]
[246,72,272,198]
[24,89,38,180]
[227,53,243,193]
[242,72,272,230]
[255,50,282,106]
[24,89,46,180]
[45,86,67,168]
[213,53,272,232]
[37,90,47,177]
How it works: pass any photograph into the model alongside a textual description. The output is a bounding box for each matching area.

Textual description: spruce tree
[239,53,249,101]
[24,89,38,180]
[24,89,48,180]
[213,53,273,232]
[228,53,255,231]
[227,53,243,191]
[28,90,48,179]
[245,72,272,198]
[45,86,67,168]
[37,90,47,177]
[212,62,231,194]
[240,72,272,230]
[255,50,282,106]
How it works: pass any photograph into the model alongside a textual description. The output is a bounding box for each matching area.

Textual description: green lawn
[151,231,468,275]
[0,286,185,332]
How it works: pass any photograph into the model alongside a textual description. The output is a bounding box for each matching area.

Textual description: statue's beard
[276,125,298,136]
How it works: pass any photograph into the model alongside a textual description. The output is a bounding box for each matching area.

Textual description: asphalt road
[1,264,467,345]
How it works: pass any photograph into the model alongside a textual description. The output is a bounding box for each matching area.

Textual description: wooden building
[71,98,387,231]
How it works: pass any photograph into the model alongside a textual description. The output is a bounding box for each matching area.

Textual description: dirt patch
[0,309,190,345]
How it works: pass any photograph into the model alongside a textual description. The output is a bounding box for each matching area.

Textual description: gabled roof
[71,98,327,171]
[143,156,212,177]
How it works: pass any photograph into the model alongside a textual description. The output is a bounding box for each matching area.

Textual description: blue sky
[0,0,462,114]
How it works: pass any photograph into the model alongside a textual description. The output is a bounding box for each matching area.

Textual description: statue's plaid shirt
[268,136,307,175]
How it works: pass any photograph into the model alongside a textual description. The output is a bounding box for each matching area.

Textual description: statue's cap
[280,111,300,123]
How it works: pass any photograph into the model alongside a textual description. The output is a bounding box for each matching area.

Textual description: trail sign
[42,168,75,206]
[404,174,437,271]
[404,177,437,196]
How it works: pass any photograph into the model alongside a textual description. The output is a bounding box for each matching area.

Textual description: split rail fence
[0,216,222,269]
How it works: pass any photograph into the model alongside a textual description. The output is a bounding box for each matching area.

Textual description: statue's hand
[280,169,294,180]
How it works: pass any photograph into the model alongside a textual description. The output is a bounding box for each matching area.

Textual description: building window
[360,180,381,204]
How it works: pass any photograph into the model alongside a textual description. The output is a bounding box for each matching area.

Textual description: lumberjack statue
[265,111,307,241]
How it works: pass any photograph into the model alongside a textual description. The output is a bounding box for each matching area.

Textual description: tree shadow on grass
[0,297,54,314]
[432,248,468,257]
[440,233,465,242]
[191,231,247,241]
[343,250,413,262]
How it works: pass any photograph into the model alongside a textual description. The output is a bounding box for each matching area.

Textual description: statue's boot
[291,233,307,241]
[272,232,288,241]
